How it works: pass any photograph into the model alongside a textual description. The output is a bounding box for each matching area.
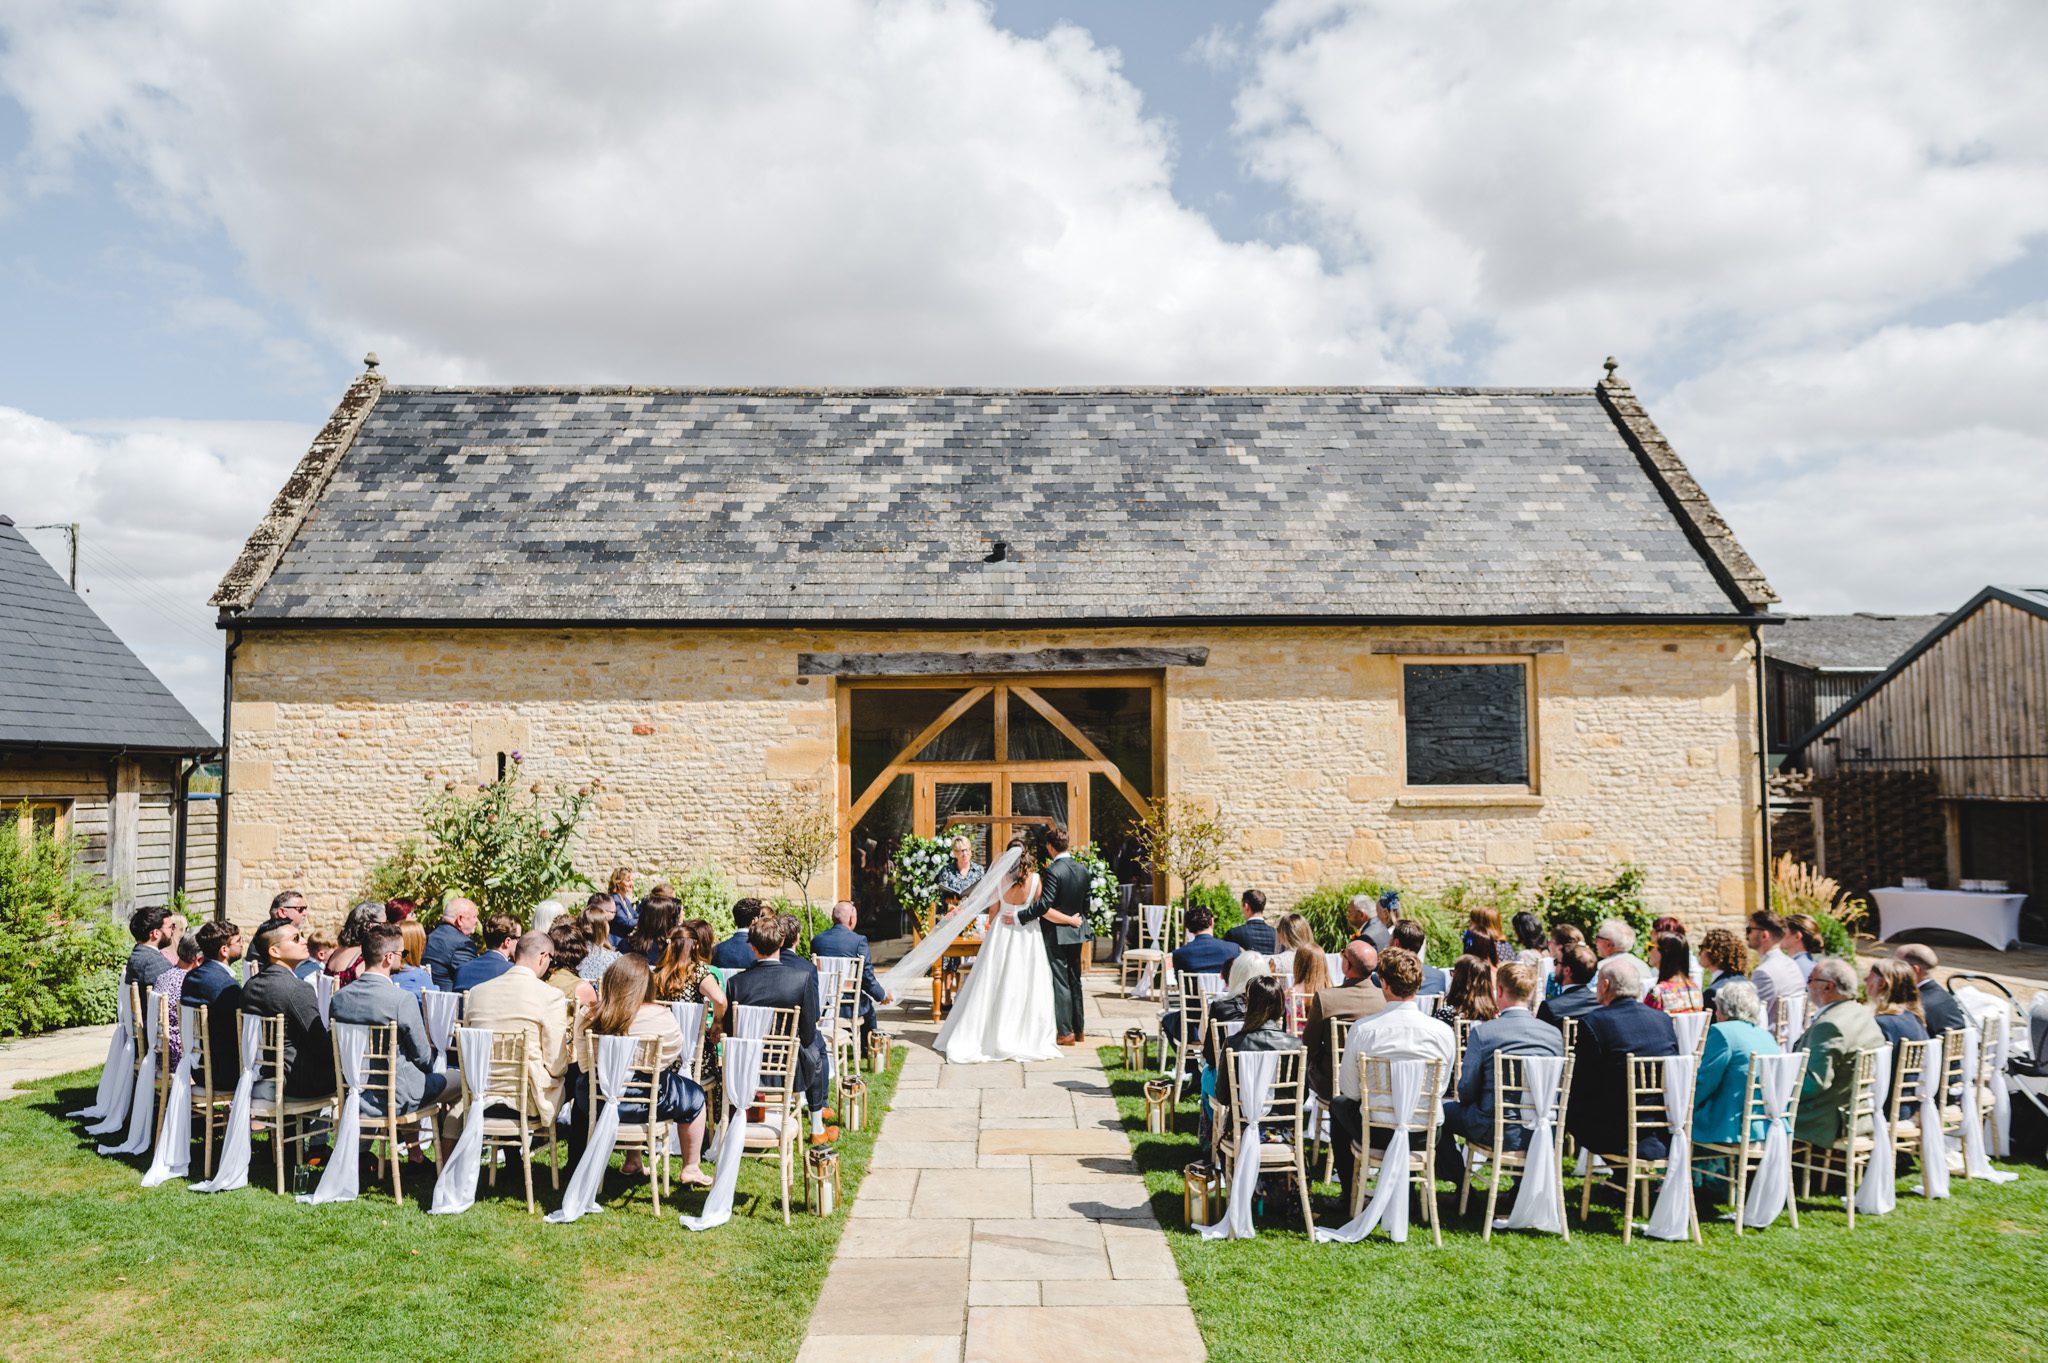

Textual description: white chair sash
[1957,1025,2018,1183]
[300,1022,369,1203]
[1775,995,1808,1046]
[815,958,857,1015]
[733,1005,773,1041]
[1670,1012,1709,1057]
[1315,1058,1426,1244]
[667,1002,708,1154]
[421,990,461,1072]
[1537,955,1555,998]
[1323,952,1346,987]
[547,1032,640,1223]
[191,1014,264,1194]
[1132,905,1170,999]
[1854,1046,1896,1215]
[1988,1012,2014,1157]
[313,973,336,1028]
[429,1027,496,1214]
[72,987,134,1120]
[680,1035,767,1232]
[1645,1054,1697,1240]
[1503,1055,1566,1233]
[141,1006,201,1186]
[98,1000,161,1155]
[1915,1050,1951,1200]
[1739,1053,1803,1229]
[1193,972,1226,998]
[1199,1049,1279,1240]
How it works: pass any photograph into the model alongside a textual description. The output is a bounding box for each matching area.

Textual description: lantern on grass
[1122,1028,1147,1070]
[1183,1162,1219,1228]
[839,1074,868,1131]
[806,1146,842,1215]
[866,1032,892,1073]
[1143,1079,1172,1134]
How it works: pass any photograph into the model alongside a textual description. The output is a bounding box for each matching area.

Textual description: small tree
[416,757,598,927]
[1131,794,1239,908]
[0,804,124,1038]
[747,785,836,946]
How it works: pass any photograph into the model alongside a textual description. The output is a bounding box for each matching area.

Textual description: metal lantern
[866,1032,892,1073]
[1183,1161,1218,1228]
[1144,1079,1172,1134]
[1122,1027,1148,1071]
[806,1146,842,1216]
[839,1074,868,1131]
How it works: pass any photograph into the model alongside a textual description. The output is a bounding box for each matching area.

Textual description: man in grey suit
[1018,824,1090,1045]
[123,905,174,987]
[1536,945,1601,1029]
[329,923,449,1116]
[1441,962,1563,1173]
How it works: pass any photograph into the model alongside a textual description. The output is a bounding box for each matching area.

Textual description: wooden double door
[915,767,1088,866]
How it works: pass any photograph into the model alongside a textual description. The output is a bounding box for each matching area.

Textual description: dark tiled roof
[0,519,216,751]
[1766,613,1947,671]
[227,384,1771,624]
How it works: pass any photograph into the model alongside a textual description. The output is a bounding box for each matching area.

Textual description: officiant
[937,836,983,905]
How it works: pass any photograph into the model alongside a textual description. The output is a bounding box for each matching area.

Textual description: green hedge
[1287,864,1652,967]
[0,809,124,1039]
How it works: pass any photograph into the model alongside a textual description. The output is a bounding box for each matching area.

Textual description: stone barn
[210,362,1777,929]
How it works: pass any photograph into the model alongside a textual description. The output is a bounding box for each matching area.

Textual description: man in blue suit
[1170,904,1241,979]
[812,900,891,1043]
[183,919,246,1077]
[1565,955,1679,1159]
[1377,920,1449,997]
[453,914,519,991]
[1440,961,1562,1174]
[1536,945,1601,1029]
[713,898,766,972]
[423,897,479,991]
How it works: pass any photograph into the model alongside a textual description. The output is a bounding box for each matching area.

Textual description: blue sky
[1,0,2044,729]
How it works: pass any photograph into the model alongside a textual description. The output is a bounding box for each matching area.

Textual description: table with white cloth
[1872,887,2027,952]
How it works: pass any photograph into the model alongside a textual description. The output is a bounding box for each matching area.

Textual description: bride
[879,836,1057,1064]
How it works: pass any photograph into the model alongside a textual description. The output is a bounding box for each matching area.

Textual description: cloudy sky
[3,0,2044,732]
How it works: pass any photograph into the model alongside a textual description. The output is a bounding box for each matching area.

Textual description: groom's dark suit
[1021,852,1089,1040]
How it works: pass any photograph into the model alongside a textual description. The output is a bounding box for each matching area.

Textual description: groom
[1019,822,1089,1045]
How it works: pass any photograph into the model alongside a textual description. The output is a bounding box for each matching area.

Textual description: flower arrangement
[888,833,954,935]
[1072,843,1118,938]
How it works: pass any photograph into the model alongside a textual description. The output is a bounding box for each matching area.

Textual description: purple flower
[510,750,524,763]
[478,782,489,791]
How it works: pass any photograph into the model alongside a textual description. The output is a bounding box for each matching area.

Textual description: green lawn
[0,1054,900,1363]
[1100,1048,2048,1363]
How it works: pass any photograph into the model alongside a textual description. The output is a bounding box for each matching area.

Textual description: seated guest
[241,924,336,1098]
[1536,945,1601,1028]
[424,897,480,991]
[1269,911,1315,985]
[1171,904,1242,979]
[1345,893,1378,949]
[1692,980,1780,1146]
[776,913,818,978]
[1303,942,1384,1107]
[1866,959,1929,1117]
[1564,955,1678,1159]
[1592,917,1637,963]
[811,901,890,1044]
[1462,905,1516,964]
[296,930,336,981]
[576,898,623,982]
[184,921,245,1073]
[1223,889,1277,955]
[1330,947,1456,1207]
[1205,951,1272,1032]
[724,913,836,1145]
[1545,923,1586,994]
[329,923,451,1118]
[392,919,433,999]
[627,893,681,968]
[455,914,521,991]
[1784,913,1824,980]
[712,898,766,971]
[1367,890,1401,951]
[1289,932,1331,1001]
[253,889,308,959]
[464,930,574,1122]
[322,902,386,989]
[1792,957,1885,1146]
[1434,954,1499,1026]
[569,954,710,1184]
[530,900,565,937]
[1698,928,1751,1013]
[1511,912,1548,969]
[123,905,174,987]
[1383,920,1449,997]
[384,898,419,923]
[1892,943,1968,1036]
[156,933,202,1068]
[1440,962,1562,1172]
[1746,911,1804,1018]
[1646,934,1703,1013]
[1206,976,1302,1158]
[546,921,599,1010]
[653,918,730,1029]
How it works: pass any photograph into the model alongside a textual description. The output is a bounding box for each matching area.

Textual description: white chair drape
[71,986,134,1121]
[141,1006,201,1186]
[667,1002,708,1154]
[1854,1046,1896,1216]
[680,1035,767,1232]
[816,957,857,1015]
[1645,1054,1698,1240]
[98,1001,161,1155]
[1739,1052,1803,1229]
[191,1014,264,1194]
[1315,1058,1426,1245]
[422,990,461,1072]
[1987,1012,2014,1157]
[1131,904,1171,999]
[1957,1025,2017,1183]
[1670,1012,1709,1057]
[300,1022,370,1203]
[1323,953,1346,987]
[1503,1055,1566,1234]
[1775,995,1808,1046]
[547,1032,639,1223]
[733,1005,773,1041]
[1198,1050,1278,1241]
[429,1027,495,1215]
[313,973,336,1028]
[1915,1052,1951,1200]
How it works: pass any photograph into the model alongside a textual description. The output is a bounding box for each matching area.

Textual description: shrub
[1290,879,1458,962]
[667,862,739,939]
[1184,882,1239,935]
[1534,864,1651,946]
[1814,910,1855,960]
[0,806,125,1039]
[409,759,598,928]
[1770,853,1869,939]
[359,835,447,910]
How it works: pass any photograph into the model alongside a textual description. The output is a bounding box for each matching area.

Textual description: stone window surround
[1392,652,1541,805]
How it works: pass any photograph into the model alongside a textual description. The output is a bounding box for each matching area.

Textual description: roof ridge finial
[363,351,381,373]
[1602,355,1620,383]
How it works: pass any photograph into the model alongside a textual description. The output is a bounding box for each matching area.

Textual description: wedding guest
[936,836,984,903]
[1304,942,1384,1107]
[184,920,245,1072]
[1652,914,1689,940]
[545,921,598,1010]
[159,911,188,965]
[384,899,418,923]
[628,894,681,968]
[241,924,335,1098]
[156,933,202,1068]
[1331,947,1455,1207]
[1170,904,1241,978]
[1435,954,1499,1025]
[1206,976,1301,1159]
[724,913,836,1145]
[1511,912,1548,969]
[464,930,573,1123]
[455,914,521,991]
[776,913,818,979]
[602,867,638,947]
[1271,913,1315,991]
[1537,945,1600,1028]
[1699,929,1752,1013]
[1346,894,1377,947]
[1646,934,1704,1013]
[1544,924,1585,997]
[392,919,433,999]
[253,889,307,960]
[1289,933,1331,1000]
[1440,962,1560,1171]
[330,924,450,1118]
[1365,891,1400,951]
[812,901,889,1044]
[1784,914,1824,979]
[1462,905,1516,964]
[1746,911,1804,1017]
[424,897,480,991]
[1792,957,1885,1145]
[1223,889,1277,955]
[1692,980,1780,1208]
[1565,955,1677,1159]
[530,900,566,937]
[296,930,336,981]
[711,898,765,971]
[323,901,386,989]
[1892,943,1968,1036]
[1592,918,1636,961]
[567,953,710,1183]
[123,906,174,987]
[1385,920,1448,996]
[577,898,623,982]
[1867,959,1930,1118]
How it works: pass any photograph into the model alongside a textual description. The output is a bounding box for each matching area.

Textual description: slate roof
[0,517,217,751]
[1766,613,1946,672]
[217,375,1776,625]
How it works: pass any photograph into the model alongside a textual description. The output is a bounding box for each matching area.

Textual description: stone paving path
[798,974,1204,1363]
[0,1023,113,1101]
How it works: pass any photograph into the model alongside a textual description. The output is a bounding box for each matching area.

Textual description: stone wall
[222,624,1761,929]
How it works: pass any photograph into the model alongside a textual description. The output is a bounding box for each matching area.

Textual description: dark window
[1404,663,1529,786]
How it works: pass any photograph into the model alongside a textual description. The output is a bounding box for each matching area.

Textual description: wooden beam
[846,685,992,826]
[798,647,1208,678]
[1010,684,1152,819]
[1369,640,1564,655]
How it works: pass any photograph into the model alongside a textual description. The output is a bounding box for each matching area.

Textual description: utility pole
[31,522,79,589]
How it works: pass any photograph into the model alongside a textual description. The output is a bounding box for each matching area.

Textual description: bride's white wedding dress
[932,873,1059,1064]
